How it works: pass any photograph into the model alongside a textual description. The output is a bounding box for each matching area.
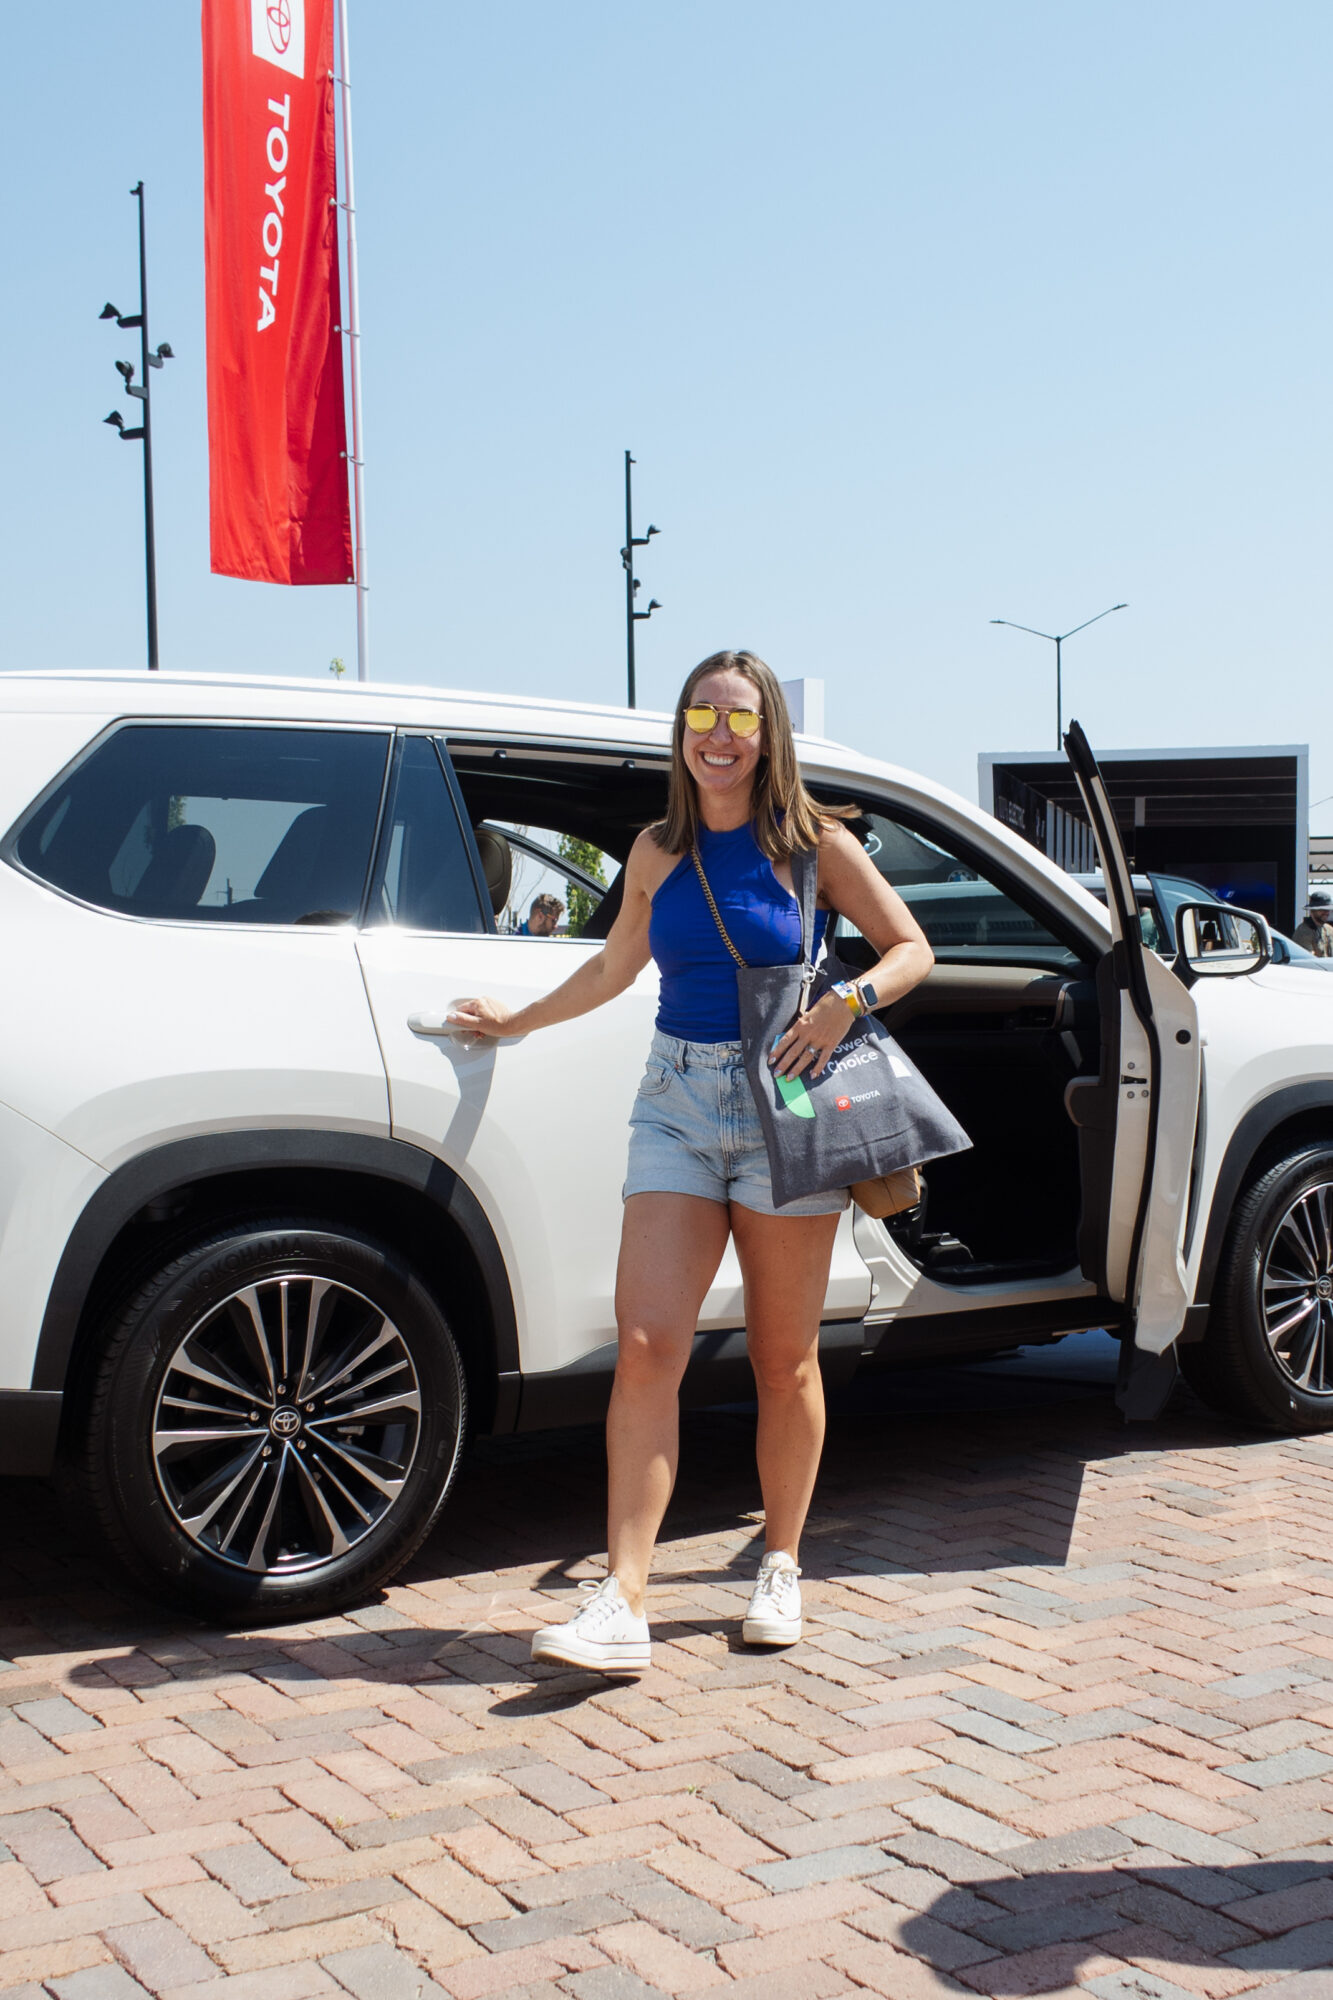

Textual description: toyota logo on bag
[836,1096,851,1111]
[251,0,305,78]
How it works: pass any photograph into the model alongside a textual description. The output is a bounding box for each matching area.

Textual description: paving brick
[1242,1978,1333,2000]
[744,1843,893,1890]
[469,1894,628,1951]
[47,1968,153,2000]
[14,1697,103,1739]
[712,1966,850,2000]
[1218,1747,1333,1789]
[318,1940,449,1998]
[103,1915,221,1989]
[563,1972,673,2000]
[161,1968,341,1999]
[898,1793,1031,1853]
[261,1878,411,1930]
[589,1919,728,1989]
[200,1840,305,1903]
[1217,1875,1333,1935]
[1084,1975,1204,2000]
[1224,1916,1333,1970]
[215,1914,386,1977]
[150,1876,267,1941]
[0,1807,104,1882]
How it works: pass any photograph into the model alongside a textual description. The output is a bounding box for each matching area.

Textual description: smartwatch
[856,979,880,1011]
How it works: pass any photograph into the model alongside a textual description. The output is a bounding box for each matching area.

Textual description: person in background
[519,893,563,936]
[1295,890,1333,957]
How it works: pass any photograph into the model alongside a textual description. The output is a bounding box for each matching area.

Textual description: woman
[449,651,933,1671]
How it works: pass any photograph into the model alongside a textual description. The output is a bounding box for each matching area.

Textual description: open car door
[1063,722,1201,1411]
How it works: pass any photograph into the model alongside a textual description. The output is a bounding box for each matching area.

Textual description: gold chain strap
[690,845,749,968]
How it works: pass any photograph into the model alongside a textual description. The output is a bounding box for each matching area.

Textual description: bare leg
[731,1205,841,1561]
[608,1192,732,1615]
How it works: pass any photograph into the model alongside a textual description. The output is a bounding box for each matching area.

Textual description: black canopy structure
[979,745,1309,931]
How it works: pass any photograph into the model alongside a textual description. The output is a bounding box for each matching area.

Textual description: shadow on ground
[0,1333,1264,1691]
[909,1856,1333,1993]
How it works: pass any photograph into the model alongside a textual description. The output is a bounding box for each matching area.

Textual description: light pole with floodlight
[100,181,173,670]
[990,602,1128,749]
[621,451,660,708]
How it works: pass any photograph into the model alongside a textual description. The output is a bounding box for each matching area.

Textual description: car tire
[1184,1146,1333,1432]
[72,1217,468,1622]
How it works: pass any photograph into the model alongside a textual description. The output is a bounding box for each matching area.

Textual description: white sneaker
[530,1575,650,1674]
[742,1551,803,1646]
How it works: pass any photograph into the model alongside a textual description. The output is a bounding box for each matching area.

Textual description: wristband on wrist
[831,980,864,1018]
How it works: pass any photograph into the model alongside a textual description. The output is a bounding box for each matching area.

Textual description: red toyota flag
[203,0,352,584]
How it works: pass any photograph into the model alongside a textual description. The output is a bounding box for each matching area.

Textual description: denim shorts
[623,1030,849,1217]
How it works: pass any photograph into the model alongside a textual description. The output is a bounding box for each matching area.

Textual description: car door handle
[407,1013,475,1041]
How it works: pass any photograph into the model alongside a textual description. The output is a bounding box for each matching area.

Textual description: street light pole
[990,602,1128,748]
[101,181,173,670]
[620,450,660,707]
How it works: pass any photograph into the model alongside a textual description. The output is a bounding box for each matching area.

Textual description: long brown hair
[652,651,835,860]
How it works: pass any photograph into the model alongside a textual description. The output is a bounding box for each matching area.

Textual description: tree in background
[559,834,606,936]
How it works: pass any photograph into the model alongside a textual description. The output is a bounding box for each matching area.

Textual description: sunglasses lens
[684,706,717,733]
[729,710,761,737]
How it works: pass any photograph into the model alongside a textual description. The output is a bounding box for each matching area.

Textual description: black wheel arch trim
[30,1130,519,1407]
[1191,1083,1333,1314]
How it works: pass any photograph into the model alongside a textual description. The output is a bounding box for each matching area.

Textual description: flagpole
[335,0,369,680]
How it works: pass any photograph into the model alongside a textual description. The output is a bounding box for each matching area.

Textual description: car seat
[473,826,513,916]
[129,824,217,915]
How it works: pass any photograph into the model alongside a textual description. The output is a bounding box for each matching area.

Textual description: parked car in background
[1075,871,1333,973]
[3,675,1333,1622]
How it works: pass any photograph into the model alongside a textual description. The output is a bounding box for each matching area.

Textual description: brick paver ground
[2,1342,1332,2000]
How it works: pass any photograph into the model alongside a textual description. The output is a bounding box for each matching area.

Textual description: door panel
[1064,722,1201,1352]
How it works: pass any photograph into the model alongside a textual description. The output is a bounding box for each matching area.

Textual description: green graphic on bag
[775,1073,816,1120]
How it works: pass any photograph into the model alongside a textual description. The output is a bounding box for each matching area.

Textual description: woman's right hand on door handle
[447,997,515,1039]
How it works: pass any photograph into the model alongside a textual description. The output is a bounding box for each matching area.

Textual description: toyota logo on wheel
[269,1406,301,1438]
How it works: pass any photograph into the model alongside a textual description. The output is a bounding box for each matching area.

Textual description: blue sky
[3,3,1329,818]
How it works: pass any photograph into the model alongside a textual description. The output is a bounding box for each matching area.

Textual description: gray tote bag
[692,840,972,1209]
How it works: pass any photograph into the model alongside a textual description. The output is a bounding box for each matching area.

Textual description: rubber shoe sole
[530,1628,650,1674]
[742,1610,803,1647]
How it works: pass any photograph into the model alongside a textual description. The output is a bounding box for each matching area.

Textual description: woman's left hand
[769,991,854,1079]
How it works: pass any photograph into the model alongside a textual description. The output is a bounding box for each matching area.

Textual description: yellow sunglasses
[683,704,763,738]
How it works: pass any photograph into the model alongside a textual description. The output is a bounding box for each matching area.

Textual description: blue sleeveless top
[650,822,829,1043]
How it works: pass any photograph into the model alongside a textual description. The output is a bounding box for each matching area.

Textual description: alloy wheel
[1260,1183,1333,1396]
[151,1274,422,1573]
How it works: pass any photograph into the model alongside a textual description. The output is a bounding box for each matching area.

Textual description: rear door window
[10,723,390,925]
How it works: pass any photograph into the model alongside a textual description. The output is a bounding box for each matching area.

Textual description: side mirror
[1173,901,1272,981]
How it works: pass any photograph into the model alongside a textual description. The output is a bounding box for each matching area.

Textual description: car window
[838,812,1083,969]
[372,736,487,934]
[479,821,607,937]
[11,724,389,924]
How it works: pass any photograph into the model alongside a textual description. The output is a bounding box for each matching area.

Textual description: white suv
[3,672,1331,1621]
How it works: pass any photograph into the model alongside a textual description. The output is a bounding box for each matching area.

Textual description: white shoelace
[570,1577,623,1631]
[752,1561,801,1609]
